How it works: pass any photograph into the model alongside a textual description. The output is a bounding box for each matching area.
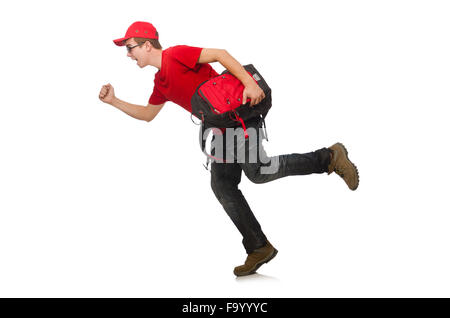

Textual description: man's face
[124,38,147,68]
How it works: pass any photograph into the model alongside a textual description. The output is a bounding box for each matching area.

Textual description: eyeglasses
[126,42,144,53]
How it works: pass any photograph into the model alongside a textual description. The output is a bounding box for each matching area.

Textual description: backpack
[190,64,272,168]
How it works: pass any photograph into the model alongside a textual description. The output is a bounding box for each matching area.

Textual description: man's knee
[211,178,242,212]
[211,177,237,201]
[243,168,269,184]
[242,158,280,184]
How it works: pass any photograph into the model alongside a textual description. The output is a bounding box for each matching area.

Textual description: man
[99,21,359,277]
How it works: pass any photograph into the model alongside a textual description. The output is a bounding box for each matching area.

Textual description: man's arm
[99,83,165,122]
[111,98,165,122]
[198,48,265,106]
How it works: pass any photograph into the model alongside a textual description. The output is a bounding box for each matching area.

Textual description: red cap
[113,21,158,46]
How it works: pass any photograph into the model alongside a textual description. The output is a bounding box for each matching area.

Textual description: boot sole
[234,248,278,277]
[336,142,359,190]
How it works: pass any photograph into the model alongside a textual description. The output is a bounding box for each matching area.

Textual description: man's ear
[145,41,153,51]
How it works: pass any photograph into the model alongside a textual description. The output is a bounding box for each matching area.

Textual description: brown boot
[233,241,278,277]
[328,142,359,190]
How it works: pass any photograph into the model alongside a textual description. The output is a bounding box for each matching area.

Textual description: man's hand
[99,83,116,104]
[242,83,265,107]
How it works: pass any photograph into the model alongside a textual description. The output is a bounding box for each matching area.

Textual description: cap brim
[113,37,129,46]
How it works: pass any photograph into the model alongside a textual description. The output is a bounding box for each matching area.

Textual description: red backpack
[191,64,272,165]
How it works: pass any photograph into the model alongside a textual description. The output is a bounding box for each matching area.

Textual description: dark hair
[134,32,162,49]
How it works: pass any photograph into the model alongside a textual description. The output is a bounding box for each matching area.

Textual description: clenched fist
[99,83,115,104]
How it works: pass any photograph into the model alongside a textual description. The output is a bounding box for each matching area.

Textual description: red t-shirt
[148,45,219,112]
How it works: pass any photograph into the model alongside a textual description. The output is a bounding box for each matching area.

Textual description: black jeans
[209,118,331,254]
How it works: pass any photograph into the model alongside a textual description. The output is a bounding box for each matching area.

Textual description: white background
[0,0,449,297]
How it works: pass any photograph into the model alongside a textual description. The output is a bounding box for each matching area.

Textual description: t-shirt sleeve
[170,45,203,69]
[148,85,168,105]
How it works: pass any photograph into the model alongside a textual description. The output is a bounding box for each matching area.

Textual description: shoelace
[335,167,345,178]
